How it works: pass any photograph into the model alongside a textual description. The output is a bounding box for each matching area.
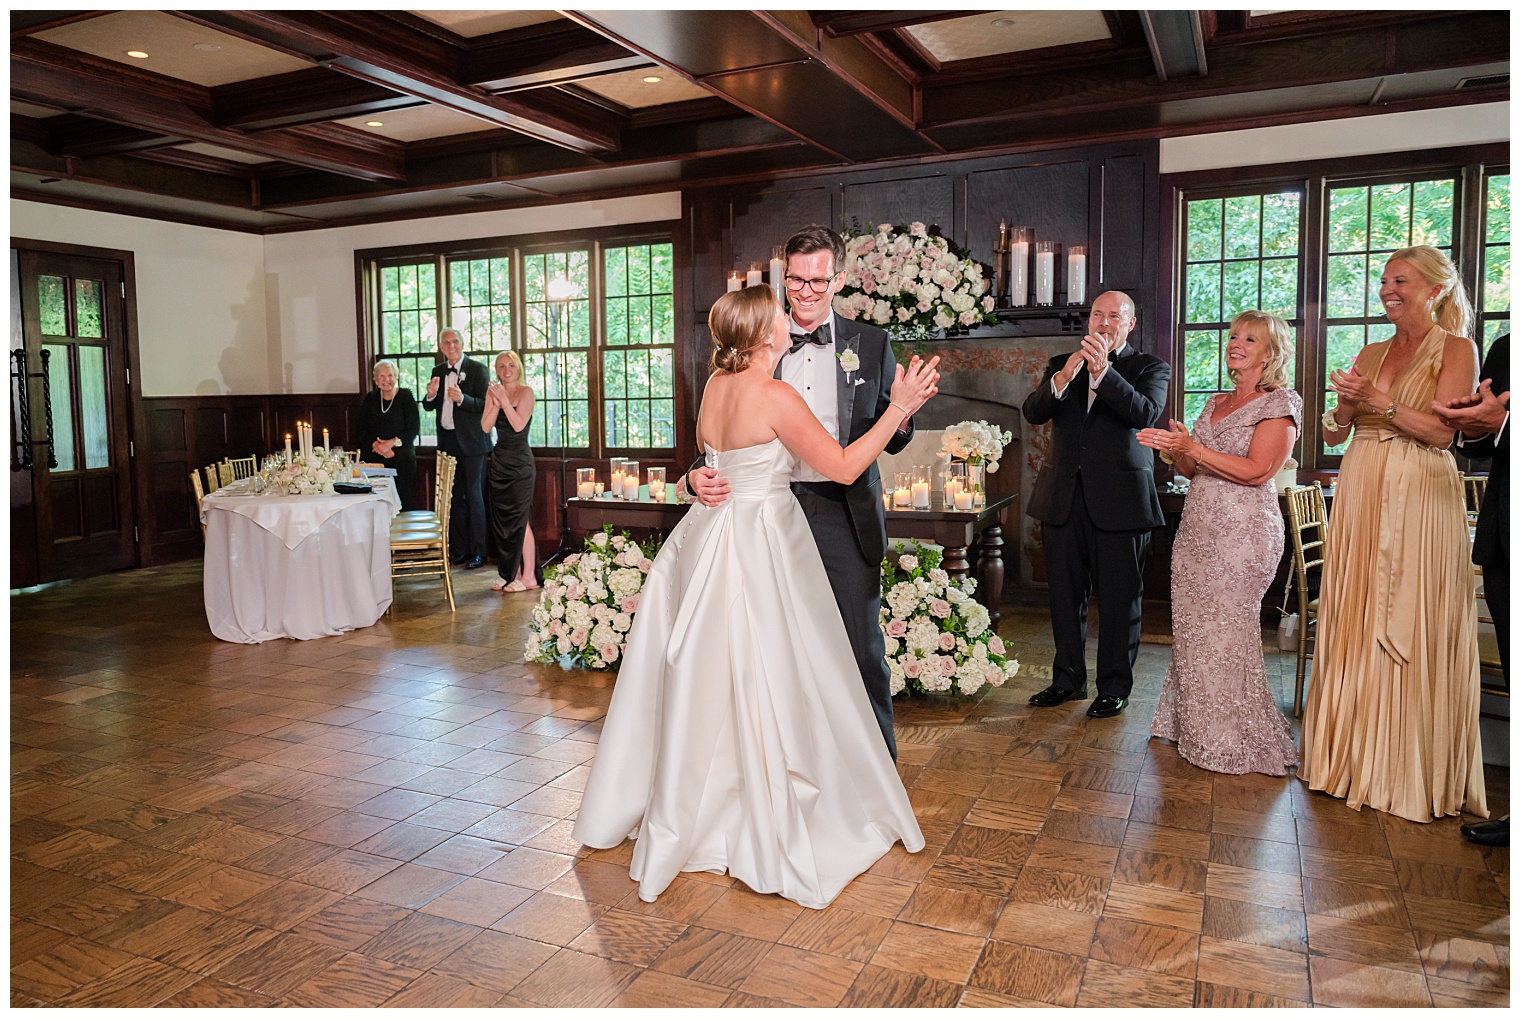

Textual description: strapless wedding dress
[573,439,924,909]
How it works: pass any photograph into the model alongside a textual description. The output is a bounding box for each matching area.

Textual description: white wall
[1160,102,1510,174]
[10,202,269,397]
[9,191,681,396]
[260,193,682,393]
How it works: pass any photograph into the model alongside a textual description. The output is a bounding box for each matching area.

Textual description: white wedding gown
[573,439,924,909]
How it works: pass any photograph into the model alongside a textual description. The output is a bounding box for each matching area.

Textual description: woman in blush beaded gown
[1138,311,1301,775]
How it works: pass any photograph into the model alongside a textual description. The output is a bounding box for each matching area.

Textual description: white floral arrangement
[526,527,658,671]
[941,420,1012,472]
[833,222,996,340]
[880,543,1018,697]
[259,450,348,495]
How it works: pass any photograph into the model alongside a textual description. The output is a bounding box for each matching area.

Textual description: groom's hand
[690,466,730,507]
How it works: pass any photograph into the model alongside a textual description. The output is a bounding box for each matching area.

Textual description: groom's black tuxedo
[1023,344,1169,700]
[687,314,912,759]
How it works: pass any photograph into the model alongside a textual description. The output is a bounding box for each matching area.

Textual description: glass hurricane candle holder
[647,466,667,502]
[576,467,596,500]
[1034,240,1056,305]
[622,460,640,500]
[892,471,913,509]
[1008,227,1030,307]
[609,457,627,498]
[911,467,931,510]
[1067,245,1087,305]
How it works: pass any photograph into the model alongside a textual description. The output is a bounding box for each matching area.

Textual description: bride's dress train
[573,439,924,909]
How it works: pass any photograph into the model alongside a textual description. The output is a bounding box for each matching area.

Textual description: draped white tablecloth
[200,480,402,643]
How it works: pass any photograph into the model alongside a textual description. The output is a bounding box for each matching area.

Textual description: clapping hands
[1328,363,1377,407]
[1137,419,1194,461]
[890,355,941,415]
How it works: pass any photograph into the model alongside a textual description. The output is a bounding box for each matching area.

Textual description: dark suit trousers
[794,487,897,762]
[1484,557,1509,680]
[1043,476,1150,699]
[438,428,487,559]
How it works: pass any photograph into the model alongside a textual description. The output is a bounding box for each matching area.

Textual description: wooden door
[14,248,137,582]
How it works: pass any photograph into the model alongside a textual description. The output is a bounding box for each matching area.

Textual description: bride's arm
[769,360,936,483]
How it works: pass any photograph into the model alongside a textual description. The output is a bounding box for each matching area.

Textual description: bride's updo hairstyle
[709,285,779,374]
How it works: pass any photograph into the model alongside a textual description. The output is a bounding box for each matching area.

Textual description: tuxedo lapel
[834,320,856,447]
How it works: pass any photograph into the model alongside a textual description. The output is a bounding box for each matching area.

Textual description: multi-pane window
[1321,178,1454,453]
[522,250,592,449]
[377,261,440,440]
[603,243,676,449]
[37,273,111,472]
[1179,191,1302,425]
[1481,172,1510,348]
[447,256,512,355]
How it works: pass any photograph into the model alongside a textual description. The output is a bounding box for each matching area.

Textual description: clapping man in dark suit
[421,327,491,568]
[1021,291,1170,718]
[683,224,933,761]
[1435,332,1509,847]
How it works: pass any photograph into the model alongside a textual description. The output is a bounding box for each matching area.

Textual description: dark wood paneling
[842,172,955,234]
[1097,153,1149,295]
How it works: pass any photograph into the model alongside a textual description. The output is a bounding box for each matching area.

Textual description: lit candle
[1035,242,1055,305]
[650,484,665,503]
[770,246,785,302]
[954,489,973,511]
[883,490,892,512]
[322,428,329,453]
[944,479,960,505]
[726,271,742,292]
[912,480,930,509]
[595,482,604,495]
[285,433,292,460]
[973,489,986,508]
[577,479,595,499]
[1009,230,1029,307]
[893,485,912,508]
[746,262,762,288]
[1067,246,1087,305]
[610,470,624,498]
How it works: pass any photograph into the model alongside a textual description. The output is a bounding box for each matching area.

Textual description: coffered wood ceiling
[10,9,1509,233]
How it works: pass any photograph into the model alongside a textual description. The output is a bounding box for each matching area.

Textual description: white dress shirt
[440,358,462,430]
[1052,341,1127,411]
[782,311,840,483]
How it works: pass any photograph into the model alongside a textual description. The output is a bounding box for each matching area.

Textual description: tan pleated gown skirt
[1300,327,1488,823]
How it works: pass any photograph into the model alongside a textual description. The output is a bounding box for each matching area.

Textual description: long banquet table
[565,488,1016,626]
[200,477,402,643]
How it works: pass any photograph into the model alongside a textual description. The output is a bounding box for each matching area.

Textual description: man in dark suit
[1021,291,1170,718]
[421,327,491,568]
[1435,333,1508,847]
[684,224,928,760]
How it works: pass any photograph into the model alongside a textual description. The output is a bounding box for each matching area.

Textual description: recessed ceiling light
[192,43,221,53]
[991,18,1017,28]
[365,120,384,127]
[125,50,149,59]
[642,75,662,84]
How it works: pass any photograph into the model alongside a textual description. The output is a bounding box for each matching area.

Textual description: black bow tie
[789,323,831,355]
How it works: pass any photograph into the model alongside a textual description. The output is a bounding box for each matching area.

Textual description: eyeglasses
[784,274,836,293]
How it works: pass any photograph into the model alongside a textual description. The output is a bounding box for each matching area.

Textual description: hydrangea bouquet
[880,542,1018,696]
[833,222,996,343]
[941,420,1013,473]
[526,527,659,671]
[259,450,348,495]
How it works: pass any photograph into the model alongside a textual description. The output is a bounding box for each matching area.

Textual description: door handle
[39,347,57,468]
[10,349,31,471]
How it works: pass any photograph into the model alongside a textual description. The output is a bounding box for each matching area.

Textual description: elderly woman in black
[358,358,420,510]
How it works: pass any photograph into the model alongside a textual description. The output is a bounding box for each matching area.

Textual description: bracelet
[1382,399,1398,421]
[1321,407,1347,431]
[889,401,910,417]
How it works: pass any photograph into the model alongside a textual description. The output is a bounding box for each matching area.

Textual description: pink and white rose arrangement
[258,449,348,495]
[833,222,996,340]
[526,526,658,671]
[880,542,1017,697]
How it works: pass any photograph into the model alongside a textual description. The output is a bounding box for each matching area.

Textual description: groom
[685,224,926,760]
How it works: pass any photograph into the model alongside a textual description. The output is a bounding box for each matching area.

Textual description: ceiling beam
[11,38,406,180]
[10,10,107,35]
[172,11,621,154]
[48,117,183,158]
[810,11,977,37]
[567,9,937,163]
[215,69,421,132]
[1138,10,1208,82]
[459,21,653,92]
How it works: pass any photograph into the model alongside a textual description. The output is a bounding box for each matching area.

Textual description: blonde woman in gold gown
[1302,245,1487,823]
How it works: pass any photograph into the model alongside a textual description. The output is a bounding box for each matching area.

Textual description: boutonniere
[838,346,861,377]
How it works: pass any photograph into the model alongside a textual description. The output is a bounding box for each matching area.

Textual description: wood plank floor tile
[1202,896,1308,951]
[378,971,502,1007]
[613,969,733,1007]
[156,978,281,1007]
[286,952,423,1007]
[1089,916,1198,976]
[1206,861,1304,910]
[991,900,1098,955]
[1403,892,1509,944]
[1101,881,1203,932]
[1194,980,1312,1007]
[867,919,984,982]
[614,874,729,924]
[1303,876,1409,928]
[651,926,771,989]
[1396,858,1507,905]
[839,963,963,1007]
[54,956,200,1007]
[1196,934,1310,1000]
[1305,913,1422,972]
[1077,957,1195,1007]
[968,939,1084,1006]
[567,907,687,965]
[957,984,1062,1006]
[490,890,610,946]
[739,943,863,1007]
[899,881,1005,936]
[777,906,891,963]
[290,896,411,951]
[10,936,136,1001]
[429,928,558,993]
[1114,847,1209,892]
[1299,844,1400,888]
[1308,955,1432,1007]
[1414,929,1509,987]
[826,873,918,920]
[1026,836,1120,876]
[357,910,481,969]
[1426,974,1510,1007]
[199,930,348,996]
[1211,832,1303,875]
[688,884,802,940]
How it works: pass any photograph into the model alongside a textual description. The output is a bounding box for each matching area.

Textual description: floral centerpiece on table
[880,542,1018,697]
[259,449,348,495]
[833,222,996,344]
[526,526,660,671]
[941,420,1012,474]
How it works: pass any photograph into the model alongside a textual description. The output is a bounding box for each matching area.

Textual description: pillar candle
[1008,238,1029,307]
[1035,246,1055,305]
[577,480,595,499]
[594,482,604,495]
[726,271,742,292]
[650,484,666,503]
[769,249,785,301]
[610,470,623,498]
[973,489,986,508]
[746,263,762,287]
[1067,247,1087,305]
[893,485,912,508]
[954,490,973,511]
[911,480,930,509]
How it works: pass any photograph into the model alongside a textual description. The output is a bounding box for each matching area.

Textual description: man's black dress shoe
[449,554,468,565]
[1461,817,1509,847]
[1087,695,1127,718]
[1028,685,1087,707]
[464,555,488,569]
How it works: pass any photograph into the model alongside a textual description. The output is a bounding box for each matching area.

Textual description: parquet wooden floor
[11,561,1510,1007]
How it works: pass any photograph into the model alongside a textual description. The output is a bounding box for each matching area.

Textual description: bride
[573,285,939,909]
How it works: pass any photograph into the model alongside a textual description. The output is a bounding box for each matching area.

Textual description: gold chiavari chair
[226,455,258,480]
[1283,482,1329,718]
[202,465,222,493]
[389,451,456,612]
[189,468,207,541]
[216,460,237,488]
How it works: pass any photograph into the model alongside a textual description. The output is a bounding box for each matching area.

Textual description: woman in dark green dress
[481,351,538,591]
